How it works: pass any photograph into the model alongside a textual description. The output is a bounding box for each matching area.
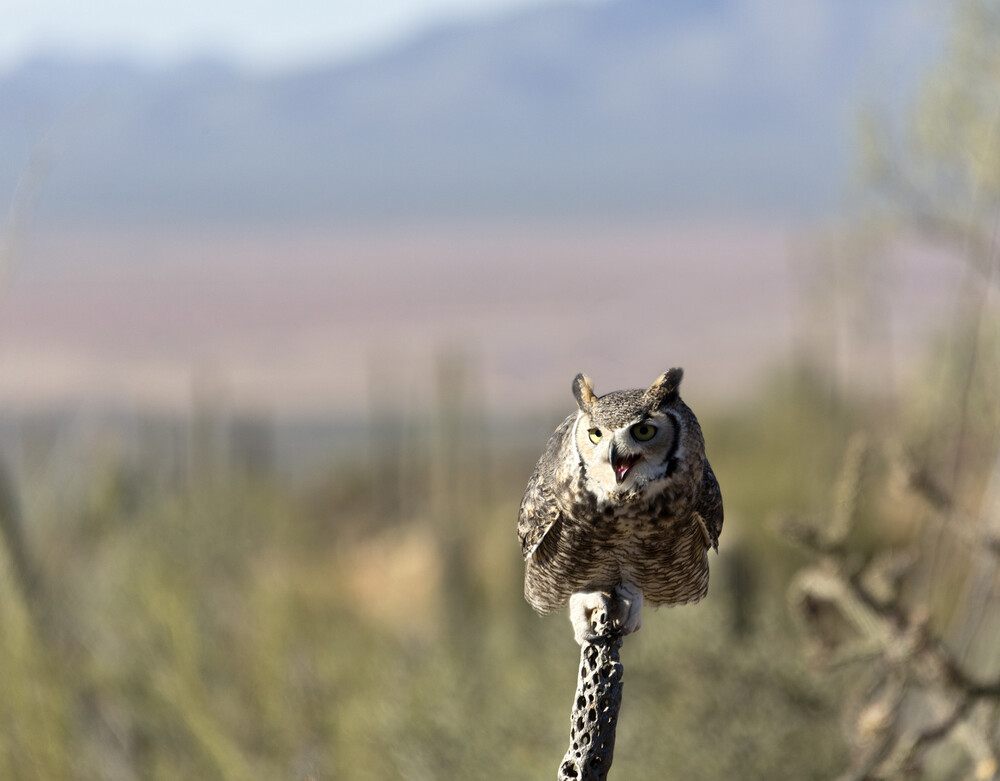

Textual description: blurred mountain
[0,0,939,227]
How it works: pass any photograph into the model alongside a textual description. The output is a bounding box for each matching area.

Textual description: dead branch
[558,606,625,781]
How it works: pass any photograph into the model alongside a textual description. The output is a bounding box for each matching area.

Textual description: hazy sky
[4,0,602,71]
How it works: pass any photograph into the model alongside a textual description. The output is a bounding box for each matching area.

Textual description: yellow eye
[631,423,657,442]
[588,428,603,445]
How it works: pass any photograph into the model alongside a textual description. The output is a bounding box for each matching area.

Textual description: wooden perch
[558,606,625,781]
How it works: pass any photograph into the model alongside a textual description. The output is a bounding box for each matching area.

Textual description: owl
[517,369,723,645]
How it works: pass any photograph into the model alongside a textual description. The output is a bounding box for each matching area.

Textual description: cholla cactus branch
[558,606,624,781]
[787,438,1000,779]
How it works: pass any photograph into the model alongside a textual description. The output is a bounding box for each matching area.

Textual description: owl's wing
[517,414,575,561]
[696,459,724,551]
[517,473,562,560]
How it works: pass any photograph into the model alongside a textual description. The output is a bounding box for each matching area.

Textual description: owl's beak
[609,443,641,484]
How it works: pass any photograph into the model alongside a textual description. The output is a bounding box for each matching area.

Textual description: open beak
[609,443,641,484]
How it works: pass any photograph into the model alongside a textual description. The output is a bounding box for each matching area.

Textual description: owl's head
[570,368,700,503]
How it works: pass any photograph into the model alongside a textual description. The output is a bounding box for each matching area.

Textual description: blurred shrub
[0,365,862,780]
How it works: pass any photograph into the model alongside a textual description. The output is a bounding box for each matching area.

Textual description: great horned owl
[517,369,723,645]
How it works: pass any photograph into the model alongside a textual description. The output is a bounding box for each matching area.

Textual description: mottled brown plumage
[517,369,723,644]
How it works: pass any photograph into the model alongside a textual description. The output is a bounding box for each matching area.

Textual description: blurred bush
[0,355,864,780]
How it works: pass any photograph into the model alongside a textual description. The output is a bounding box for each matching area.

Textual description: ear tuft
[572,373,597,412]
[645,367,683,408]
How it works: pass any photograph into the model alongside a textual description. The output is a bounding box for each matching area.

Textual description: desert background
[3,1,1000,779]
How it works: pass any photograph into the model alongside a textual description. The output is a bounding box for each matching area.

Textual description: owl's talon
[569,584,644,646]
[612,582,643,637]
[569,590,611,646]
